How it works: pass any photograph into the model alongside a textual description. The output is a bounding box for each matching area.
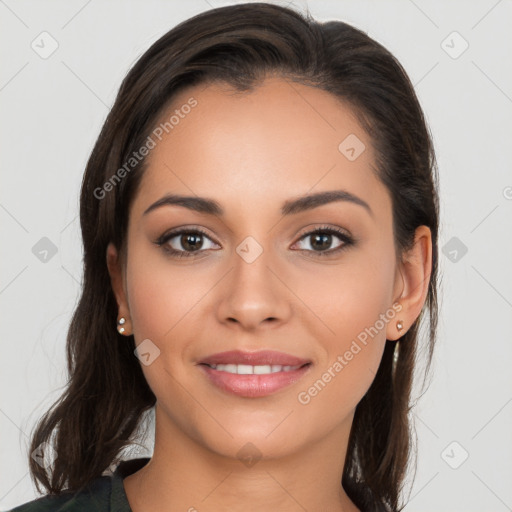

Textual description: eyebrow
[143,189,373,218]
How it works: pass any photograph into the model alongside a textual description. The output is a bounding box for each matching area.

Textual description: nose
[215,244,292,331]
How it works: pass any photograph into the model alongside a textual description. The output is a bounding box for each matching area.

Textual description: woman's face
[109,77,407,461]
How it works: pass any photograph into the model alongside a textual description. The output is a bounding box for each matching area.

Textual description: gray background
[1,0,511,510]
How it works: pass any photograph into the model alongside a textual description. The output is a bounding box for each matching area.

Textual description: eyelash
[154,225,355,259]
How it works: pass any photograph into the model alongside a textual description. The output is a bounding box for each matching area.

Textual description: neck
[123,404,359,512]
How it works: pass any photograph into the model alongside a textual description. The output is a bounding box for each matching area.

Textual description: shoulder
[8,457,150,512]
[8,475,112,512]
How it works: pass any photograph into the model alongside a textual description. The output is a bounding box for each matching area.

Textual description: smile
[205,363,303,374]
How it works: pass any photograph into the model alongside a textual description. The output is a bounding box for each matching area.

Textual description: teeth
[209,363,302,374]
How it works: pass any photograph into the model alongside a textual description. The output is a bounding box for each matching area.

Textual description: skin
[107,77,432,512]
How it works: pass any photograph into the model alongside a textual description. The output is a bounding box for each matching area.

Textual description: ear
[106,242,131,334]
[386,225,432,341]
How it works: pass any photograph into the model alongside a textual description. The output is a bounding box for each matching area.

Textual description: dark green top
[9,458,150,512]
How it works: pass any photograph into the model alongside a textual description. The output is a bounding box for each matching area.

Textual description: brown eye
[155,228,218,258]
[293,226,354,256]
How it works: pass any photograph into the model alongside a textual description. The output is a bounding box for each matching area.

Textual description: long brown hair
[28,3,439,510]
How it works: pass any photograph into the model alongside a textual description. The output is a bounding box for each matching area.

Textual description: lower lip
[198,364,311,398]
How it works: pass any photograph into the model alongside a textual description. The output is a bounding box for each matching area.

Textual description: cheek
[126,239,204,342]
[125,258,217,419]
[299,243,397,350]
[293,244,396,414]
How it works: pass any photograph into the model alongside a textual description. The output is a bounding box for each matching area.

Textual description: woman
[12,2,439,511]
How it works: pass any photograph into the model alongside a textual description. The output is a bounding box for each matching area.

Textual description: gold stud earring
[117,317,126,335]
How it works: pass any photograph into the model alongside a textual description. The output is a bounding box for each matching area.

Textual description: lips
[197,350,312,398]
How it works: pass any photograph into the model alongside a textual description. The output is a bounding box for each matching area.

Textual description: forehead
[132,77,388,218]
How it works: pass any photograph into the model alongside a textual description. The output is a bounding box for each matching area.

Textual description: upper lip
[198,350,311,367]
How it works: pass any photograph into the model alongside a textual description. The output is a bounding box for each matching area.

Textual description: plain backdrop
[1,1,511,510]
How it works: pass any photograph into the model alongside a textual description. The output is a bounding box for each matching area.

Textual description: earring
[117,317,126,335]
[392,340,400,377]
[392,321,404,379]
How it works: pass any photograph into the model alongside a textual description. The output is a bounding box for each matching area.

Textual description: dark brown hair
[28,3,439,510]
